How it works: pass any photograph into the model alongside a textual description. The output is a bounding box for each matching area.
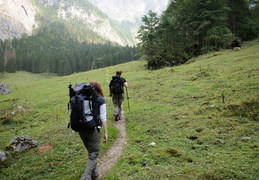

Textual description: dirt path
[98,69,127,178]
[98,112,127,178]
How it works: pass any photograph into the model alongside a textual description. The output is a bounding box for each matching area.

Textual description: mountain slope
[0,0,135,45]
[0,0,38,40]
[0,0,169,46]
[88,0,169,37]
[88,0,168,22]
[0,39,258,179]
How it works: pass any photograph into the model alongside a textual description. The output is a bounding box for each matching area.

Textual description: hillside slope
[88,0,169,37]
[0,0,134,45]
[0,39,258,179]
[0,0,38,40]
[0,0,169,46]
[88,0,168,23]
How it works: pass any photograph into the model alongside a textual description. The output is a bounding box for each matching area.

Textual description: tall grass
[0,39,259,179]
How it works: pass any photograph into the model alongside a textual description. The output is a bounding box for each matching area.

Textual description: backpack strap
[68,83,76,98]
[94,97,101,132]
[68,84,75,111]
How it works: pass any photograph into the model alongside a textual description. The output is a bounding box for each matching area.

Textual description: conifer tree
[0,40,4,72]
[0,56,4,72]
[6,58,17,73]
[137,10,161,69]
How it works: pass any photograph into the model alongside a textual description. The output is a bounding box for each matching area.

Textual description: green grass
[1,39,259,179]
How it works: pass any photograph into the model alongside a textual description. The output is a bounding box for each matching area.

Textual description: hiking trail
[97,69,127,178]
[98,111,127,178]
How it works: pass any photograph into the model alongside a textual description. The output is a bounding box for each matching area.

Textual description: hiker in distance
[79,81,108,180]
[109,70,128,121]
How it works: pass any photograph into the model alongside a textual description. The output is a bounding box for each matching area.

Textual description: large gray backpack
[68,83,100,132]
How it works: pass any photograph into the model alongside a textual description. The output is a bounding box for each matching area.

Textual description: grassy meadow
[0,39,259,179]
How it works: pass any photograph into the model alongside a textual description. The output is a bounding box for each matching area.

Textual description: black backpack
[110,75,123,94]
[68,83,101,132]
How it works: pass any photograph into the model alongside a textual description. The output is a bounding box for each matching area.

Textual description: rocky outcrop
[0,0,168,45]
[56,2,125,46]
[0,83,11,95]
[0,151,7,162]
[8,136,38,152]
[0,136,38,168]
[0,151,8,168]
[0,0,38,41]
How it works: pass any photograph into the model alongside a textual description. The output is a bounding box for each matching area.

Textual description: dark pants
[112,93,124,118]
[79,129,100,180]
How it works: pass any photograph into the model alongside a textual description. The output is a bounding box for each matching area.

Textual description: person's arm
[100,103,108,142]
[109,87,112,97]
[123,78,128,88]
[124,81,128,88]
[102,121,108,142]
[109,81,112,96]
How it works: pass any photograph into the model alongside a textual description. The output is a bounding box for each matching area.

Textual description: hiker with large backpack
[68,81,107,180]
[109,70,128,121]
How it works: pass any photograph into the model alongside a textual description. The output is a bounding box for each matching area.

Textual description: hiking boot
[115,114,119,121]
[116,115,122,121]
[92,175,100,180]
[79,173,86,180]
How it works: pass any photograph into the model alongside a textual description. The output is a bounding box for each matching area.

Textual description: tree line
[0,21,139,75]
[137,0,259,69]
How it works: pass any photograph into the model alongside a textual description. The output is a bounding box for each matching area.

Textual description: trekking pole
[125,87,130,113]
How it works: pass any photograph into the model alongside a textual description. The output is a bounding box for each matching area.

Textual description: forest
[0,21,139,75]
[1,0,259,74]
[137,0,259,69]
[0,26,139,75]
[0,0,138,76]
